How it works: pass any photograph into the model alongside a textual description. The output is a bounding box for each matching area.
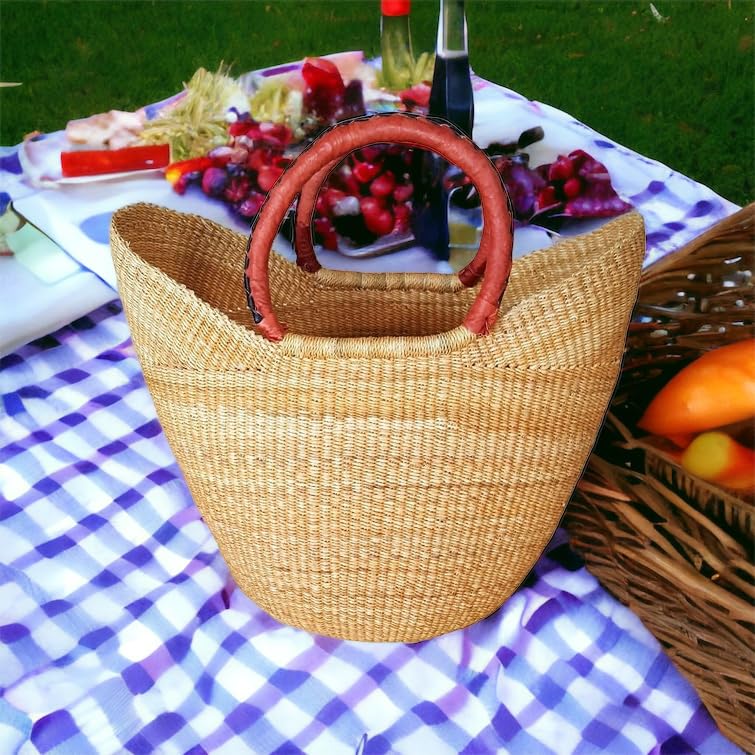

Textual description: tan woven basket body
[566,204,754,750]
[110,115,645,642]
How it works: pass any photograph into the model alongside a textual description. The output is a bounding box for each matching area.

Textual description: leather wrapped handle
[244,113,513,342]
[293,156,489,287]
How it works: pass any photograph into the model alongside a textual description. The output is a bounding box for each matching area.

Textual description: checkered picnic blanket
[1,303,740,754]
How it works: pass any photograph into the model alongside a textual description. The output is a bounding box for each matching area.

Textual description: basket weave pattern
[566,204,754,750]
[111,203,643,642]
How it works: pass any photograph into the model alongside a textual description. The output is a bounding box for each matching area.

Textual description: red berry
[322,187,346,212]
[536,186,559,211]
[360,197,394,236]
[359,146,383,163]
[247,147,271,172]
[237,191,265,218]
[229,119,253,137]
[373,209,395,236]
[359,196,380,216]
[370,171,396,198]
[548,156,575,182]
[315,193,330,217]
[224,175,251,203]
[342,173,361,196]
[314,216,330,233]
[563,177,583,198]
[332,164,362,195]
[393,203,411,233]
[257,122,293,149]
[173,173,190,195]
[314,216,338,250]
[352,160,381,184]
[392,183,413,203]
[257,165,284,193]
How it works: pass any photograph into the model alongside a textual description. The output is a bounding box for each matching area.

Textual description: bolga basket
[111,113,645,642]
[565,203,754,750]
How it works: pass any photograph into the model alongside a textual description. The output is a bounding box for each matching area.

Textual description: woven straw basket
[111,114,645,642]
[565,203,754,750]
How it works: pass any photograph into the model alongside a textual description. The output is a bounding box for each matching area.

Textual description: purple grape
[304,87,343,122]
[498,158,547,218]
[338,80,365,120]
[237,191,266,218]
[226,163,246,177]
[201,167,229,197]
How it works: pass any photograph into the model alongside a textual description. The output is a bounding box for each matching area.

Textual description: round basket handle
[245,113,512,342]
[292,157,489,287]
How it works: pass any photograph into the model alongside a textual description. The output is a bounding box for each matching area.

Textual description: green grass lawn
[1,0,752,204]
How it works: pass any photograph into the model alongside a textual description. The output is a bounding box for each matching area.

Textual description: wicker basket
[565,203,754,751]
[111,114,646,642]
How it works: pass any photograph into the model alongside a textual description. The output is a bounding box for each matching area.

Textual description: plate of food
[17,53,381,187]
[15,51,634,269]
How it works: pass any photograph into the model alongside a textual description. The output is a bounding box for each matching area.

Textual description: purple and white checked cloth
[0,304,741,754]
[0,61,745,753]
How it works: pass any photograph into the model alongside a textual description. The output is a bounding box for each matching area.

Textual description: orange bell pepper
[681,431,755,491]
[638,339,755,437]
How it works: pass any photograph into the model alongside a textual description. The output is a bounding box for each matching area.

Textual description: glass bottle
[428,0,474,136]
[380,0,415,91]
[412,0,475,260]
